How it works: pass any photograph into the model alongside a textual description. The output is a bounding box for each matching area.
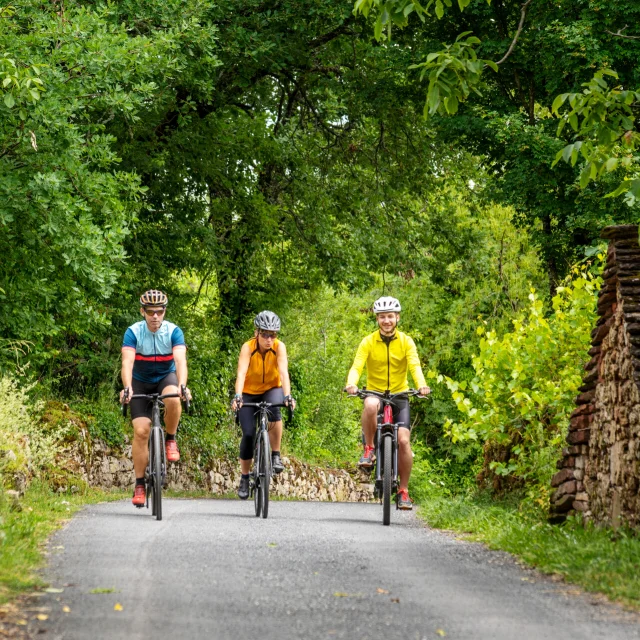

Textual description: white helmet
[373,296,401,313]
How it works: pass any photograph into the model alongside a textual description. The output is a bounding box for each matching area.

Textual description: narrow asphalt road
[31,499,639,640]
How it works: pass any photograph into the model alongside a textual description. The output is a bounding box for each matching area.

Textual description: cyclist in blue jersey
[120,289,191,506]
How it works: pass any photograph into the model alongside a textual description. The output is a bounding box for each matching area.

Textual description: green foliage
[409,32,497,118]
[283,287,371,465]
[552,70,640,198]
[436,263,600,498]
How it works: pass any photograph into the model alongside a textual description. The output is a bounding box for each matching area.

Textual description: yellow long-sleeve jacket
[346,330,427,393]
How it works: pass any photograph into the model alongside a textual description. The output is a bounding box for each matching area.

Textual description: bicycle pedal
[134,504,144,509]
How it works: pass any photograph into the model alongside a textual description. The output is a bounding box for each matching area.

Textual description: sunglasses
[144,308,166,317]
[259,331,278,339]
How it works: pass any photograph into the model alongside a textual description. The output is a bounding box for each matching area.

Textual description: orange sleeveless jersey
[242,337,282,395]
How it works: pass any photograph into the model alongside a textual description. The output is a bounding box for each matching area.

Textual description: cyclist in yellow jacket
[346,296,430,510]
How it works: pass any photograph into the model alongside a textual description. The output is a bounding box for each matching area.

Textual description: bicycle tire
[254,436,262,517]
[382,436,392,526]
[261,429,270,519]
[149,435,156,517]
[154,430,163,521]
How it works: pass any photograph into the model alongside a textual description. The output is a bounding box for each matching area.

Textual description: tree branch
[496,0,534,65]
[605,25,640,40]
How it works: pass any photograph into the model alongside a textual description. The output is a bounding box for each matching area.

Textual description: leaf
[114,603,123,611]
[551,93,569,113]
[376,587,390,594]
[62,606,71,613]
[266,542,277,547]
[36,614,48,621]
[436,631,447,637]
[484,60,498,73]
[435,0,444,19]
[90,587,117,594]
[44,587,64,593]
[333,592,361,597]
[4,92,15,108]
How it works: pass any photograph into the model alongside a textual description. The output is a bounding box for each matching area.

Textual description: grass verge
[0,482,125,604]
[414,487,640,609]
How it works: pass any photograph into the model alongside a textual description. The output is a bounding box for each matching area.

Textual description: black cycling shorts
[376,396,411,430]
[238,387,284,460]
[130,372,179,420]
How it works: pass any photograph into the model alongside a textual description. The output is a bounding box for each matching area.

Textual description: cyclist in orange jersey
[231,311,296,500]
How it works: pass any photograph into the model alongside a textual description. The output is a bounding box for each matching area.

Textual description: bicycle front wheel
[254,437,262,517]
[382,436,392,526]
[153,430,163,521]
[261,429,270,519]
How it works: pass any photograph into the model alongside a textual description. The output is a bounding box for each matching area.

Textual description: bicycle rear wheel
[153,430,163,521]
[254,436,262,517]
[382,436,392,526]
[261,429,270,519]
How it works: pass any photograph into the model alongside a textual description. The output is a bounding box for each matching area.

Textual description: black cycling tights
[238,387,285,460]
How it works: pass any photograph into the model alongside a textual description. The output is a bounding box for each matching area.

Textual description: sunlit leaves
[437,263,601,496]
[353,0,490,41]
[551,70,640,198]
[409,32,497,118]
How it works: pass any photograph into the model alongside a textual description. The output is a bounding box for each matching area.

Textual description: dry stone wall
[550,224,640,527]
[59,435,375,503]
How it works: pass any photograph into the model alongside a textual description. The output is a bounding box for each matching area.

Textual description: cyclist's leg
[263,387,284,452]
[132,417,152,478]
[362,397,379,447]
[394,399,412,492]
[159,373,180,436]
[238,393,259,475]
[130,379,154,480]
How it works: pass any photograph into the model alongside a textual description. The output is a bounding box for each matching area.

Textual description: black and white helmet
[373,296,401,314]
[254,310,281,332]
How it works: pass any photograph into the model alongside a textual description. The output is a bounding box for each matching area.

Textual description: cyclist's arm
[121,347,135,394]
[405,336,428,391]
[346,337,369,390]
[234,343,252,395]
[173,346,188,388]
[276,342,292,397]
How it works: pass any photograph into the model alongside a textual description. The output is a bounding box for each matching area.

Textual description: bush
[436,261,601,504]
[0,376,77,491]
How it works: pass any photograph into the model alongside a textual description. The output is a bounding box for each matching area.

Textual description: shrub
[435,262,601,505]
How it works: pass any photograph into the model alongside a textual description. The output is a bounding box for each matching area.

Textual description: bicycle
[346,389,425,526]
[121,386,190,521]
[237,401,290,519]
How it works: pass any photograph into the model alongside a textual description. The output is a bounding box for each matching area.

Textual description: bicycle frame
[122,391,184,520]
[238,401,288,519]
[347,388,422,523]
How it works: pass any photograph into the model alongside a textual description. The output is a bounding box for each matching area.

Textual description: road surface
[29,499,640,639]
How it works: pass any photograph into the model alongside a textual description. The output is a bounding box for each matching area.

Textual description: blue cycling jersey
[122,320,186,384]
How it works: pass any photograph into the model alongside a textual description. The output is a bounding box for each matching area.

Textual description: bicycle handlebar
[344,388,427,400]
[120,389,191,418]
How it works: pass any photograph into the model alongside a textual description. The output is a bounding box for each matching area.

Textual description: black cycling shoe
[272,453,284,474]
[238,475,250,500]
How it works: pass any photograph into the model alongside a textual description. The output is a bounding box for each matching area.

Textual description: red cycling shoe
[132,485,146,507]
[358,444,376,468]
[166,439,180,462]
[397,489,413,510]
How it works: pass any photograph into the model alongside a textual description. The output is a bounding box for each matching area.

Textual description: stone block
[553,480,577,501]
[573,500,589,512]
[568,429,591,445]
[601,224,638,240]
[551,468,574,487]
[551,493,575,514]
[575,391,595,405]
